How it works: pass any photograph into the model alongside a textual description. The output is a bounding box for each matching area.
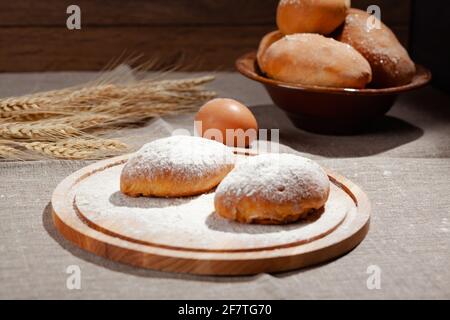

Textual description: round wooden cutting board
[51,151,371,275]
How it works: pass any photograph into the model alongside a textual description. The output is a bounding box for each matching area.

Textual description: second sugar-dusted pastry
[214,153,330,225]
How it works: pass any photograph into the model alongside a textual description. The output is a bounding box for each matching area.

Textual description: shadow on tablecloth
[253,105,424,158]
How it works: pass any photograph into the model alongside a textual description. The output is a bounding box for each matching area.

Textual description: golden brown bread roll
[261,33,372,88]
[256,30,284,73]
[336,8,416,88]
[214,153,330,225]
[120,136,235,198]
[277,0,350,35]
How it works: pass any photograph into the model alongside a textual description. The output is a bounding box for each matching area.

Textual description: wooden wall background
[0,0,411,72]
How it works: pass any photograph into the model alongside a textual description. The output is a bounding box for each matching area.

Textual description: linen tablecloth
[0,71,449,299]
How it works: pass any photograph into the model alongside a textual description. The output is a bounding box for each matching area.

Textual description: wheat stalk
[0,98,42,121]
[0,72,216,160]
[144,75,215,90]
[58,139,127,151]
[23,139,128,160]
[0,123,82,140]
[0,144,22,159]
[0,84,214,119]
[0,95,74,122]
[0,97,43,112]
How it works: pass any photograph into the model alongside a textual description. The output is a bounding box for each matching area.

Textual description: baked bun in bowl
[256,30,284,73]
[336,9,416,88]
[214,153,330,225]
[236,52,431,134]
[261,34,372,89]
[277,0,350,35]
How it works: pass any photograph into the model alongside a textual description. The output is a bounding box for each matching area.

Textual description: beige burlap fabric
[0,71,449,299]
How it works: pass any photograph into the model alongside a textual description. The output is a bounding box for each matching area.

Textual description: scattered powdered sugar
[74,164,350,251]
[279,0,302,7]
[122,135,235,180]
[215,153,330,209]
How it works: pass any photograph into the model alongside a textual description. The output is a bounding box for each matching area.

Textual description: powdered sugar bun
[120,136,235,197]
[214,153,330,224]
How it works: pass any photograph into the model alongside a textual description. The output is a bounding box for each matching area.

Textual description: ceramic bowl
[236,52,432,135]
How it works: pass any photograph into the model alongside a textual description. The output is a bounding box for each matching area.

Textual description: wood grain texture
[0,0,411,71]
[51,152,371,275]
[0,26,274,72]
[0,0,409,27]
[0,0,278,26]
[0,25,410,72]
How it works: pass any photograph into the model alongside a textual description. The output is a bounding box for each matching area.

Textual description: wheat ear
[23,139,128,160]
[0,144,23,159]
[0,123,82,141]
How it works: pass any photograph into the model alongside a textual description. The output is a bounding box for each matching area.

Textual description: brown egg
[195,98,258,148]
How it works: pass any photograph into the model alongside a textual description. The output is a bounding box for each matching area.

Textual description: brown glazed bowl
[236,52,432,135]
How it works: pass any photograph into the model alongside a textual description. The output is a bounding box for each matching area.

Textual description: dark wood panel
[0,0,412,71]
[353,0,411,26]
[0,26,274,72]
[0,0,278,26]
[0,0,410,27]
[391,26,410,47]
[0,24,409,72]
[411,0,450,92]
